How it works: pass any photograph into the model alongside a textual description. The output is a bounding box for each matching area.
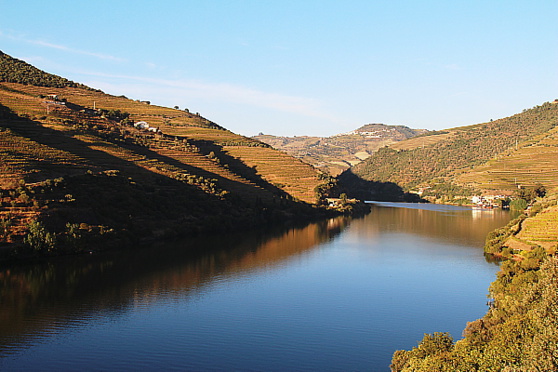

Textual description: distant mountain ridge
[254,123,427,175]
[338,123,425,139]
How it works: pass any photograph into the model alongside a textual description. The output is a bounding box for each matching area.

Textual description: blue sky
[1,1,556,137]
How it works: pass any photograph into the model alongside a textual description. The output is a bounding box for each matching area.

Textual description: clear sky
[1,1,556,137]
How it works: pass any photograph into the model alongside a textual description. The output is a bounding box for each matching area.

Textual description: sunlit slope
[499,190,558,252]
[389,130,454,151]
[254,124,426,176]
[0,51,335,252]
[0,81,334,247]
[346,101,558,196]
[223,146,321,203]
[517,205,558,249]
[457,125,558,190]
[160,126,324,204]
[0,82,325,204]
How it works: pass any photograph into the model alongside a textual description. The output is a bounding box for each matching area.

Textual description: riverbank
[390,191,558,371]
[0,194,370,265]
[0,196,506,371]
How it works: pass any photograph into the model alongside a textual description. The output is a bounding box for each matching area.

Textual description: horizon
[1,1,556,137]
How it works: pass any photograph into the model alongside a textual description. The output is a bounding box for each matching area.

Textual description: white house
[134,121,149,130]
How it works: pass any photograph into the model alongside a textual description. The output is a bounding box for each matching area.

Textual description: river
[0,202,511,371]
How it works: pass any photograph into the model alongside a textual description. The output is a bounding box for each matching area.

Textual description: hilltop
[254,124,427,175]
[341,101,558,202]
[0,51,89,89]
[0,51,358,260]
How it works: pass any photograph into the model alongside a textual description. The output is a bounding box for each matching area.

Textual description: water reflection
[0,205,512,371]
[0,217,350,357]
[357,202,511,247]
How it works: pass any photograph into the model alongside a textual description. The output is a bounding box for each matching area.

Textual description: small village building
[134,121,149,130]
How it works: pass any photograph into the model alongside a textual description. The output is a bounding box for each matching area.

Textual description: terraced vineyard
[0,84,326,204]
[15,84,326,203]
[457,126,558,191]
[516,204,558,250]
[345,101,558,200]
[158,125,324,203]
[223,146,321,203]
[0,52,339,257]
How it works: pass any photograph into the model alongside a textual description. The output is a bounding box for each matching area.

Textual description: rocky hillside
[254,123,426,175]
[0,51,347,260]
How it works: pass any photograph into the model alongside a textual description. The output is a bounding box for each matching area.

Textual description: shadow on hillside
[183,138,290,199]
[0,103,290,207]
[338,168,426,202]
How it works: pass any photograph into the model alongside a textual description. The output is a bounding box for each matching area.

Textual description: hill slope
[0,51,88,89]
[342,101,558,201]
[254,124,426,175]
[0,51,341,259]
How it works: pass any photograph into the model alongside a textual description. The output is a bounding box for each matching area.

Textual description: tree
[0,217,13,240]
[24,220,56,253]
[510,198,527,211]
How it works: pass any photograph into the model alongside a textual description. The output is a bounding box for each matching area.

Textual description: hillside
[342,101,558,202]
[254,124,427,175]
[0,51,347,260]
[0,51,88,89]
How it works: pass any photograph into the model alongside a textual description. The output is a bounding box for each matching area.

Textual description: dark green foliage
[63,222,83,252]
[0,50,91,89]
[413,130,450,138]
[420,182,476,200]
[314,174,338,204]
[220,140,270,147]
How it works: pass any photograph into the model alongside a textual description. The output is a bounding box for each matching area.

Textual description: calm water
[0,203,510,371]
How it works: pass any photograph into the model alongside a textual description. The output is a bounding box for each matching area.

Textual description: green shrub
[0,217,13,240]
[510,198,527,211]
[24,220,56,253]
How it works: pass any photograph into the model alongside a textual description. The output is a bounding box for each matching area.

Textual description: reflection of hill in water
[349,203,512,247]
[0,217,350,353]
